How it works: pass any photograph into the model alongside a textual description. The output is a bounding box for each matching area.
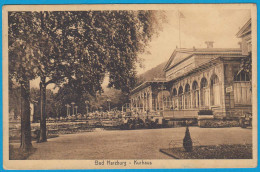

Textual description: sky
[136,9,251,74]
[30,8,251,90]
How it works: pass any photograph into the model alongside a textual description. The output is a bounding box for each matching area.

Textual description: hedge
[199,119,240,128]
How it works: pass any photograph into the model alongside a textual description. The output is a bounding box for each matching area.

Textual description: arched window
[146,93,149,111]
[152,97,157,111]
[184,84,191,109]
[200,78,209,107]
[211,75,219,85]
[185,84,190,92]
[172,88,178,109]
[144,93,147,112]
[210,74,220,105]
[234,70,250,81]
[173,88,177,96]
[178,86,183,95]
[192,81,199,108]
[178,86,184,109]
[201,78,208,88]
[192,81,198,90]
[138,96,142,111]
[157,90,170,110]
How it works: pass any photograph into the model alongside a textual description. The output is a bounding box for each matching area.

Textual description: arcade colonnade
[130,62,251,116]
[130,86,153,112]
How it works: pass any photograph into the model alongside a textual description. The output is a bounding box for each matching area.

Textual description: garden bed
[160,144,252,159]
[9,121,94,142]
[198,119,240,128]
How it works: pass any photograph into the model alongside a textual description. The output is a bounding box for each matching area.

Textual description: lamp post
[71,102,75,116]
[75,106,78,115]
[107,99,111,111]
[85,100,89,116]
[65,104,71,117]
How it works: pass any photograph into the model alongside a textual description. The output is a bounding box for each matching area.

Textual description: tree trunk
[20,80,32,151]
[39,77,47,142]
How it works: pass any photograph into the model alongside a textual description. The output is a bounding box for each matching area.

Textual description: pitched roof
[236,18,251,38]
[163,48,193,72]
[130,80,167,95]
[163,48,242,72]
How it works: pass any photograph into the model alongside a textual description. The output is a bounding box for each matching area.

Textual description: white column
[198,89,201,108]
[191,91,193,108]
[175,96,180,110]
[207,88,210,107]
[142,94,145,112]
[145,93,148,111]
[149,93,153,111]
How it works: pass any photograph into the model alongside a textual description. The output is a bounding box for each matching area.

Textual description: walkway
[26,127,252,160]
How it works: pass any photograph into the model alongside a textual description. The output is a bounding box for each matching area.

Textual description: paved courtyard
[26,127,252,160]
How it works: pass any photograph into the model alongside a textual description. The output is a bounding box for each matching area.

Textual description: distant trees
[8,10,166,145]
[54,82,91,117]
[9,84,21,120]
[30,88,58,121]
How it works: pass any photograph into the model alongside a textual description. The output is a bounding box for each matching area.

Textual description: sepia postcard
[2,3,258,170]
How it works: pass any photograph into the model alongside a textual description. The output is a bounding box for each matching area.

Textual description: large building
[130,19,252,120]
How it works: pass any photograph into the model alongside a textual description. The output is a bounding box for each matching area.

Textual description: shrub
[183,126,193,152]
[199,119,240,128]
[198,110,213,115]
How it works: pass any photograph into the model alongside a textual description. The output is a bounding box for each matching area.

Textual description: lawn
[9,145,36,160]
[160,144,252,159]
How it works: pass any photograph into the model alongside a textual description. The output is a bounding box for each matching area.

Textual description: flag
[179,11,185,19]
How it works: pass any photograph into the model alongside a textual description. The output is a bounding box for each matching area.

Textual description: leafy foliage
[240,55,252,77]
[8,12,38,84]
[9,10,166,93]
[8,10,166,143]
[30,88,58,120]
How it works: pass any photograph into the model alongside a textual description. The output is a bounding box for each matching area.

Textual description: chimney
[205,41,214,48]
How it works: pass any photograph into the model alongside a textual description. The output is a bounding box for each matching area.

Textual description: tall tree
[70,11,166,93]
[29,11,75,142]
[9,12,38,151]
[9,10,166,142]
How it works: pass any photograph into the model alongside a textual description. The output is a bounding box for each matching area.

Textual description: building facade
[130,19,252,120]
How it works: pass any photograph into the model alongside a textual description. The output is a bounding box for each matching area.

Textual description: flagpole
[179,11,181,48]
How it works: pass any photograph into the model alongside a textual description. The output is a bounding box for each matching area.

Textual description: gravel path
[26,127,252,160]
